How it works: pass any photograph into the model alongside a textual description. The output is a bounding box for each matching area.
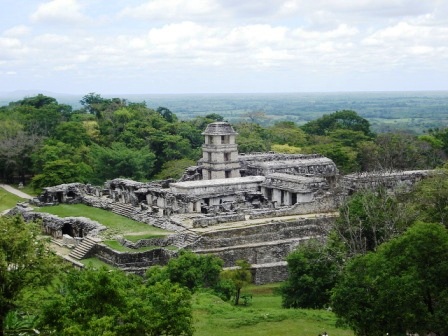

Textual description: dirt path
[0,184,34,199]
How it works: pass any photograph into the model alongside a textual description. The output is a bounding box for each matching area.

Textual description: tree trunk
[234,288,241,305]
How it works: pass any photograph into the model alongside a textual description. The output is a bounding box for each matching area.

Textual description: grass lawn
[12,184,40,197]
[35,203,173,236]
[193,283,353,336]
[0,188,26,212]
[81,257,116,270]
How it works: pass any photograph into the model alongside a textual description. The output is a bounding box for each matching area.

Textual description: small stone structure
[27,122,434,283]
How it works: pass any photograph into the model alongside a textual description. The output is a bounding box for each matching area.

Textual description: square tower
[201,122,241,180]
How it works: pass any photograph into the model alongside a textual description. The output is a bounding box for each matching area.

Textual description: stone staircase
[68,236,98,260]
[173,231,201,249]
[112,202,136,217]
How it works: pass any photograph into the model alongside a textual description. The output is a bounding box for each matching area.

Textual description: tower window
[224,152,230,162]
[225,170,231,178]
[221,135,229,144]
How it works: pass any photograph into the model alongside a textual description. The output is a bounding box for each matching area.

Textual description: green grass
[81,257,116,270]
[124,233,168,242]
[12,184,40,197]
[35,204,172,236]
[0,188,26,212]
[103,240,161,252]
[192,283,353,336]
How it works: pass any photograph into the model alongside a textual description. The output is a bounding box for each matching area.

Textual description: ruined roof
[265,173,326,183]
[248,157,335,168]
[202,122,238,135]
[170,176,265,189]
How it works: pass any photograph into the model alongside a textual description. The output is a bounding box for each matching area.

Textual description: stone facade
[27,122,436,284]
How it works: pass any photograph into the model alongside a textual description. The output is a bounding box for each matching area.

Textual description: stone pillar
[272,189,282,204]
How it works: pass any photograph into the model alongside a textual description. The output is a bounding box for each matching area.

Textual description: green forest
[2,93,448,335]
[1,93,448,189]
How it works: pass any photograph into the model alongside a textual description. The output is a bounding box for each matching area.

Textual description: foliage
[0,216,60,335]
[30,159,92,189]
[358,132,445,171]
[154,158,197,180]
[332,222,448,336]
[234,122,270,153]
[146,251,224,293]
[335,187,415,256]
[302,110,374,138]
[37,268,193,336]
[280,240,341,309]
[90,142,156,182]
[410,168,448,227]
[268,121,307,147]
[221,260,252,305]
[270,144,302,154]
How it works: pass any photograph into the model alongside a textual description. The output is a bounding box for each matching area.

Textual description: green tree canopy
[332,222,448,336]
[302,110,374,138]
[221,260,252,305]
[0,216,60,335]
[38,268,193,336]
[280,240,340,309]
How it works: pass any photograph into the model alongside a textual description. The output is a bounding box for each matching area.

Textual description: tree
[269,121,307,147]
[411,169,448,227]
[146,251,224,292]
[221,260,252,305]
[359,132,444,171]
[0,216,59,336]
[30,159,92,189]
[38,268,193,336]
[332,222,448,336]
[280,240,340,309]
[334,186,415,256]
[302,110,374,138]
[90,142,156,182]
[0,123,42,183]
[154,159,197,180]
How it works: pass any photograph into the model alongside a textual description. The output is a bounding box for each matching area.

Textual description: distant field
[34,204,173,238]
[193,283,353,336]
[0,187,25,212]
[2,91,447,133]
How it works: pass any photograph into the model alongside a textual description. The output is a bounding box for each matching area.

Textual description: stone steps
[173,232,200,248]
[69,236,98,260]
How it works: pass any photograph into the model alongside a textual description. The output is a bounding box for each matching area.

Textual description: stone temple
[15,122,431,284]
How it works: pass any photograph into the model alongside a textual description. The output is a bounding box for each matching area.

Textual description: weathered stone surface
[28,122,437,283]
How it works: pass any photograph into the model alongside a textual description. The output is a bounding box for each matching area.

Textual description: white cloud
[119,0,220,20]
[3,25,30,37]
[30,0,88,24]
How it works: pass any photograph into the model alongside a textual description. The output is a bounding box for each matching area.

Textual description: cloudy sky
[1,0,447,94]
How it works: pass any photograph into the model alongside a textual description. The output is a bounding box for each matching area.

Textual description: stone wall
[94,243,176,268]
[248,195,337,220]
[11,205,106,238]
[251,262,288,285]
[192,214,246,228]
[192,216,332,268]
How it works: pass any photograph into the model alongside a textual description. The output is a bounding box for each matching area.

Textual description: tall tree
[302,110,374,138]
[332,222,448,336]
[38,268,193,336]
[0,216,59,336]
[335,186,415,256]
[221,260,252,305]
[280,239,341,309]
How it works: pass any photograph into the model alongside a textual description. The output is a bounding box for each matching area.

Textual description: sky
[0,0,447,94]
